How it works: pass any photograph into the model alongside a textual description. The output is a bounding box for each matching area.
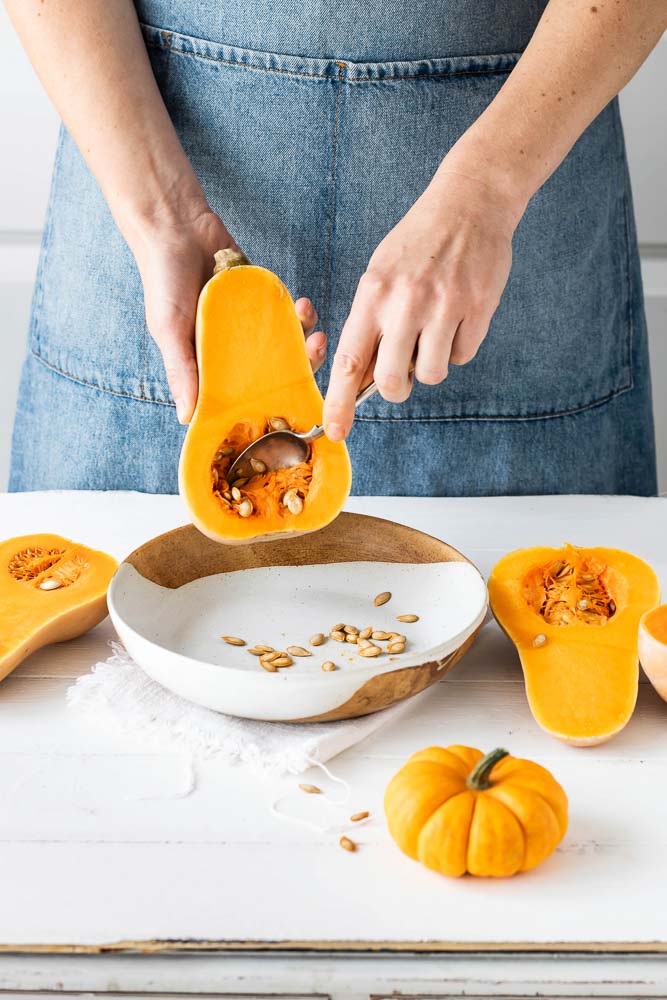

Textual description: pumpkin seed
[396,614,419,623]
[339,835,357,852]
[556,563,572,579]
[391,633,406,643]
[272,654,293,667]
[577,599,589,610]
[261,651,280,663]
[269,416,290,431]
[310,633,325,646]
[260,659,278,672]
[580,573,596,582]
[609,599,617,616]
[345,634,358,644]
[350,811,369,822]
[222,635,246,646]
[39,579,63,591]
[532,633,547,648]
[286,492,304,515]
[286,645,311,657]
[231,486,242,502]
[550,560,565,577]
[250,457,267,474]
[233,477,249,488]
[371,630,391,641]
[215,446,234,459]
[358,626,373,640]
[222,490,232,501]
[299,783,322,794]
[359,644,381,657]
[331,630,346,642]
[212,468,219,484]
[343,625,359,635]
[332,622,345,633]
[387,641,406,654]
[237,497,254,518]
[374,591,391,607]
[255,644,275,653]
[322,661,337,672]
[357,638,373,650]
[247,647,265,655]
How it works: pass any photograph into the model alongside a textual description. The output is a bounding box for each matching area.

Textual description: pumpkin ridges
[467,795,525,878]
[383,761,467,859]
[486,784,562,871]
[405,745,479,779]
[417,792,475,877]
[490,758,568,837]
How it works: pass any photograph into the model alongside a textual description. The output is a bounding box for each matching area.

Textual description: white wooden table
[2,490,667,998]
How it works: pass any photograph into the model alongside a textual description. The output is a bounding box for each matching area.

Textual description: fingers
[305,329,327,373]
[295,297,318,337]
[449,313,490,365]
[161,335,199,424]
[323,305,379,441]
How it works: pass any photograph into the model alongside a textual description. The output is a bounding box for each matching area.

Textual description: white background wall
[0,6,665,491]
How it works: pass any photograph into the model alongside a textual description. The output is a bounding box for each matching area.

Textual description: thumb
[155,325,199,424]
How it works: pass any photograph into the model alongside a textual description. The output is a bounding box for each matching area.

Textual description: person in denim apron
[6,0,665,496]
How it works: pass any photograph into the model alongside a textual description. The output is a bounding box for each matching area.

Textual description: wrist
[434,129,538,231]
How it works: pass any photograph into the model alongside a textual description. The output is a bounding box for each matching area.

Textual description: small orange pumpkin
[384,745,568,878]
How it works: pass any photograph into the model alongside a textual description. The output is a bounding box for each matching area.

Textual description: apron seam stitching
[353,380,633,422]
[322,64,345,334]
[30,350,176,408]
[144,38,516,82]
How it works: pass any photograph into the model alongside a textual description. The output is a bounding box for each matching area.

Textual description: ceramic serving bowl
[107,513,487,722]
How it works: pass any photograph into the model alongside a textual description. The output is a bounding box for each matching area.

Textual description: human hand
[322,168,525,441]
[129,206,326,424]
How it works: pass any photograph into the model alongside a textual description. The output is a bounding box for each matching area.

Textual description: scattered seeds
[359,644,381,658]
[250,457,267,474]
[222,635,246,646]
[273,654,293,667]
[343,625,359,635]
[357,637,373,649]
[260,659,278,672]
[350,811,369,822]
[388,641,406,654]
[396,614,419,623]
[287,645,311,657]
[255,644,275,653]
[322,661,337,672]
[299,783,321,794]
[39,579,62,591]
[237,497,254,518]
[345,634,358,644]
[374,591,392,607]
[340,835,357,852]
[310,633,325,646]
[332,622,345,633]
[247,647,266,656]
[532,633,547,648]
[371,630,391,641]
[358,626,373,640]
[331,630,346,642]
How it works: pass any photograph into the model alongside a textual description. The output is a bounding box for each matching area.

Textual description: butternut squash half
[488,545,660,746]
[639,604,667,702]
[0,533,118,682]
[179,251,352,543]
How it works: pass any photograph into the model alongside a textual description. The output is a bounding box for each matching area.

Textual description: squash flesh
[489,545,660,746]
[639,604,667,702]
[179,263,351,543]
[0,534,117,681]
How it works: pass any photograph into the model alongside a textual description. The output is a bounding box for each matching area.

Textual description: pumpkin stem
[213,248,250,275]
[466,748,510,791]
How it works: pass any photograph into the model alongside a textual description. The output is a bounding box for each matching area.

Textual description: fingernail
[317,344,326,358]
[326,422,345,441]
[175,398,187,424]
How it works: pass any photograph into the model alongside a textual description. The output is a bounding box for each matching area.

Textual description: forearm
[438,0,667,216]
[3,0,206,239]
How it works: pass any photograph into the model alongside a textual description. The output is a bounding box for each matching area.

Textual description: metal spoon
[227,379,381,481]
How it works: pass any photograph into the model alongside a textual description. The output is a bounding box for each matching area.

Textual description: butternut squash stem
[213,248,250,274]
[466,748,510,791]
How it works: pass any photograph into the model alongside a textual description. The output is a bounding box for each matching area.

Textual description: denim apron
[10,0,657,496]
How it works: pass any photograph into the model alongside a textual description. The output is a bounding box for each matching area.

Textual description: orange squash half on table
[489,544,660,746]
[179,250,352,543]
[0,534,117,682]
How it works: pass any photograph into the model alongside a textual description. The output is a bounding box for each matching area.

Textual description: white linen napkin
[67,642,431,776]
